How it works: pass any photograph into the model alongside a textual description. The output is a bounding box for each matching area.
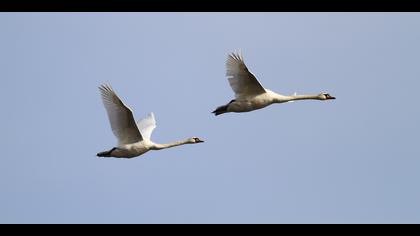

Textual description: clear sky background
[1,13,419,224]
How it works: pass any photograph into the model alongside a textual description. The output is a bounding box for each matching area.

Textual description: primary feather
[136,112,157,141]
[99,84,143,145]
[226,50,266,98]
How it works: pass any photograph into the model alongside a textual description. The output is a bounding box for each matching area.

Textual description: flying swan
[212,51,336,116]
[97,84,204,158]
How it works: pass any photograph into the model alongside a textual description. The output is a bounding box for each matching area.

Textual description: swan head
[188,137,204,144]
[319,93,336,100]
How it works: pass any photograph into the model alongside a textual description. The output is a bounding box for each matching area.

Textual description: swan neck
[151,139,191,150]
[287,94,320,101]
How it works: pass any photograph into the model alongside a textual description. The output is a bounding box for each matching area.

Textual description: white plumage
[136,112,156,141]
[212,51,336,116]
[99,84,142,145]
[97,84,204,159]
[226,51,266,98]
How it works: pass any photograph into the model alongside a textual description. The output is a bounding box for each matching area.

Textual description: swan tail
[97,147,116,157]
[212,105,228,116]
[212,100,235,116]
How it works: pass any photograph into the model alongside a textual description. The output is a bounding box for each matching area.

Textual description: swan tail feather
[212,105,228,116]
[97,147,116,157]
[212,100,235,116]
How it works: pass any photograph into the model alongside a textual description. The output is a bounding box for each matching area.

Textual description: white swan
[97,84,204,158]
[212,51,336,116]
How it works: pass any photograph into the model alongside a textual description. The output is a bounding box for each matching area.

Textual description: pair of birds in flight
[97,51,336,158]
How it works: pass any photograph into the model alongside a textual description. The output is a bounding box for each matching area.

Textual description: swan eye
[193,138,203,143]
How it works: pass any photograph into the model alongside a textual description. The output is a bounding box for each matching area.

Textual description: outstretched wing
[226,51,266,98]
[136,112,157,141]
[99,84,143,145]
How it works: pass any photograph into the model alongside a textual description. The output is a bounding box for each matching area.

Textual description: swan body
[213,51,335,115]
[97,84,204,159]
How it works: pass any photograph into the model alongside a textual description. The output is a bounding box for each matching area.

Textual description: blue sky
[1,13,419,223]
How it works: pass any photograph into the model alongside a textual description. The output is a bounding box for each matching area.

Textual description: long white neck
[271,93,321,103]
[286,94,321,101]
[150,139,192,150]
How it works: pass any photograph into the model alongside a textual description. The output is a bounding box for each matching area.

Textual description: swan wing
[226,51,266,98]
[136,112,157,141]
[99,84,143,145]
